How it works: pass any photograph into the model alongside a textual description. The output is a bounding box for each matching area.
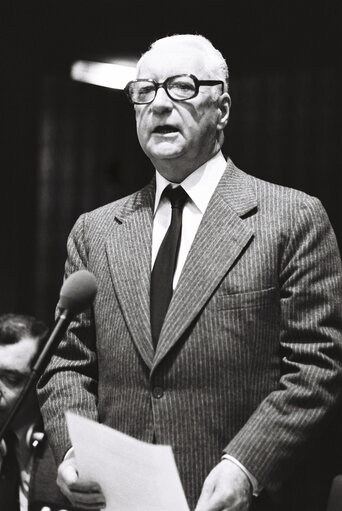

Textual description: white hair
[137,33,229,93]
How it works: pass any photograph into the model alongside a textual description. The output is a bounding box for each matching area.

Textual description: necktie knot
[164,185,188,210]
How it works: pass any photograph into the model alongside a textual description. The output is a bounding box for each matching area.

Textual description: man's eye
[137,86,154,97]
[140,86,154,93]
[171,81,194,91]
[2,375,24,386]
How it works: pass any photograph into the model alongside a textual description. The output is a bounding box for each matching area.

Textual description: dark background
[0,0,341,324]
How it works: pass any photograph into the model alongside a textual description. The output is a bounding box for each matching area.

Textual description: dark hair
[0,313,48,351]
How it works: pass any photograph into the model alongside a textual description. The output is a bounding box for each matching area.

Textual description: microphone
[0,270,98,441]
[58,269,98,316]
[31,269,98,375]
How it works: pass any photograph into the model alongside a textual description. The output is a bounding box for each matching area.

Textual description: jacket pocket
[211,286,279,310]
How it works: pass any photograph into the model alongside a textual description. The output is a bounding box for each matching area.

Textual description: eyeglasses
[124,74,224,105]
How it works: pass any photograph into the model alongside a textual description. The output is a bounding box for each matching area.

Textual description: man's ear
[217,93,231,131]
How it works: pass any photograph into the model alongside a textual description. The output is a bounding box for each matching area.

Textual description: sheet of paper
[66,412,190,511]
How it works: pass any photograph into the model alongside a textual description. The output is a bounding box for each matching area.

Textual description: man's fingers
[71,487,106,506]
[195,460,252,511]
[196,489,236,511]
[69,479,102,492]
[195,497,223,511]
[57,458,106,509]
[61,484,106,510]
[194,478,215,511]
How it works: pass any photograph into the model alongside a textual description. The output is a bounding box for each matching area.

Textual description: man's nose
[151,86,173,111]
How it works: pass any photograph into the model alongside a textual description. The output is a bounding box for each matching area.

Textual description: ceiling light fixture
[70,60,137,90]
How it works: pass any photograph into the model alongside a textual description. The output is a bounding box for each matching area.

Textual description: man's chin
[147,144,184,161]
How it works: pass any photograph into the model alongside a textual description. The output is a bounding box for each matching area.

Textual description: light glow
[70,60,137,90]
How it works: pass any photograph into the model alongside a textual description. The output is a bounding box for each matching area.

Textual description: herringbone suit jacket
[38,159,342,510]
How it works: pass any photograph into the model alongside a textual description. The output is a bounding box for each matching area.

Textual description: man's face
[134,45,230,182]
[0,337,39,430]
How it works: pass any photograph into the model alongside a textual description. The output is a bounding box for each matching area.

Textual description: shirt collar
[154,151,227,214]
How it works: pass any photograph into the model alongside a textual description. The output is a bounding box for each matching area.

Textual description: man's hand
[57,456,106,510]
[195,459,253,511]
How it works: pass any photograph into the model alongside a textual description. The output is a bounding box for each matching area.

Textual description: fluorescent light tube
[71,60,137,90]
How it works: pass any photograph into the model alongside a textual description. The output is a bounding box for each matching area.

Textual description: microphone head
[58,270,98,315]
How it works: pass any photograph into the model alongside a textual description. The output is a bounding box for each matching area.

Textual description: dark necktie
[0,430,20,511]
[151,185,188,348]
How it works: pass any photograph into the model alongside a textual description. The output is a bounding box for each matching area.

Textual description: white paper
[66,412,190,511]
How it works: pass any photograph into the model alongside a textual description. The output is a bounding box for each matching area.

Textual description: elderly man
[0,313,77,511]
[37,34,342,511]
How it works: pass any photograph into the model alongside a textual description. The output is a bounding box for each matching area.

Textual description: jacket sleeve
[37,213,99,465]
[223,196,342,499]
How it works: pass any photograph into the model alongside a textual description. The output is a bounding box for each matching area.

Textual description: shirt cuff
[221,454,263,497]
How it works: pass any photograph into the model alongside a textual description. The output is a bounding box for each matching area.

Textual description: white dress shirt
[153,150,261,497]
[152,150,226,286]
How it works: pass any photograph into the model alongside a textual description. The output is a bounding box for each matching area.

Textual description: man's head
[0,314,48,430]
[127,34,231,182]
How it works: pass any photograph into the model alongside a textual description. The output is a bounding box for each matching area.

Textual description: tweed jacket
[38,159,342,510]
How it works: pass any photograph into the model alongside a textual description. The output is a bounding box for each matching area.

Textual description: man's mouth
[153,125,179,135]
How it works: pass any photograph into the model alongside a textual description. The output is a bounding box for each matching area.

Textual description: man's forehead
[0,336,38,370]
[138,46,206,78]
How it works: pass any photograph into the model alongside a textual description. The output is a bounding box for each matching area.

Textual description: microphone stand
[0,310,70,442]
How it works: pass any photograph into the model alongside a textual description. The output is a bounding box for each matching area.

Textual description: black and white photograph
[1,2,342,510]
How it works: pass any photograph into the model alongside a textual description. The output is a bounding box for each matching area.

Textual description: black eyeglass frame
[124,74,224,104]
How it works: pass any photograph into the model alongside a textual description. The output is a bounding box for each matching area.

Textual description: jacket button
[152,387,164,399]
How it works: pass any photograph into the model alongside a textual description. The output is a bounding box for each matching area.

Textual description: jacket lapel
[105,180,155,368]
[152,160,257,370]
